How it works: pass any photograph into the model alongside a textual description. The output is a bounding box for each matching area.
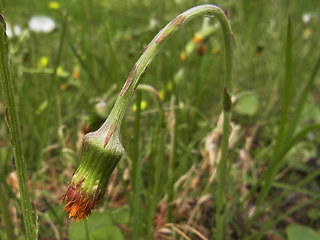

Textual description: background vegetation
[0,0,320,239]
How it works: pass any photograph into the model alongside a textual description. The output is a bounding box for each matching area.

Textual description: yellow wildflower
[159,89,165,100]
[180,52,186,62]
[38,57,48,68]
[133,100,147,111]
[73,69,80,79]
[60,84,67,91]
[48,2,60,9]
[193,34,203,44]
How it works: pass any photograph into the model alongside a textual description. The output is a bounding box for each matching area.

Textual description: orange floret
[193,34,203,44]
[61,185,99,221]
[73,70,80,79]
[180,52,186,62]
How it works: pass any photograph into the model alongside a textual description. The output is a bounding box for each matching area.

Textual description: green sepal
[72,130,125,197]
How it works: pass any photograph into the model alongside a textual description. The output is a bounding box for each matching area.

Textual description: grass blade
[132,91,142,240]
[273,17,293,161]
[0,182,15,240]
[286,52,320,140]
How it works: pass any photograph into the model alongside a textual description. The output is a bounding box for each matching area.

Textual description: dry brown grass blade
[164,223,192,240]
[179,224,209,240]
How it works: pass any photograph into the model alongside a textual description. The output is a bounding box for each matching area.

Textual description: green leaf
[0,229,8,240]
[234,91,258,116]
[35,100,48,115]
[307,208,320,221]
[111,207,130,224]
[286,224,320,240]
[90,225,124,240]
[69,211,124,240]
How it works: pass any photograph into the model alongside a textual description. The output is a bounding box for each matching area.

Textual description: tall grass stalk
[256,20,320,208]
[272,18,293,158]
[168,96,176,224]
[132,91,142,240]
[0,182,15,240]
[243,19,320,238]
[135,84,165,239]
[0,15,38,240]
[248,199,312,240]
[256,18,294,209]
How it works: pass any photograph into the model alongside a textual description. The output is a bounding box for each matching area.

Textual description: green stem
[0,16,37,240]
[216,110,231,240]
[100,5,232,239]
[107,5,232,125]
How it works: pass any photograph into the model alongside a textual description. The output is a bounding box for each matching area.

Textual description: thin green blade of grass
[248,199,313,240]
[168,96,177,224]
[136,84,166,239]
[256,111,320,208]
[265,123,320,182]
[257,166,320,223]
[132,91,142,240]
[0,16,38,240]
[273,182,320,199]
[0,182,15,240]
[103,24,127,80]
[66,35,96,84]
[243,124,320,237]
[246,123,320,208]
[244,58,320,205]
[242,167,320,239]
[33,12,68,186]
[273,17,293,163]
[285,53,320,141]
[244,19,320,236]
[280,123,320,160]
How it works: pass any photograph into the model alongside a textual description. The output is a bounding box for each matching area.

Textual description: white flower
[302,13,312,23]
[149,17,158,29]
[29,15,55,33]
[6,24,22,38]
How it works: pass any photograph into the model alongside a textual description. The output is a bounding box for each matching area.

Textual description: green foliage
[286,225,320,240]
[69,211,124,240]
[234,91,259,116]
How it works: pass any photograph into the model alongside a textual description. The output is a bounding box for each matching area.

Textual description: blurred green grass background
[1,0,320,239]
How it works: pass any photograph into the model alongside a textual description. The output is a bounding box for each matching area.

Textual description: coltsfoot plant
[61,5,232,239]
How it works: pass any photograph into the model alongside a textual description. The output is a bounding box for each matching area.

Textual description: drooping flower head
[61,121,125,221]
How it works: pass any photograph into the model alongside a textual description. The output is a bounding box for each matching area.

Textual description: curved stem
[104,4,232,131]
[101,4,233,239]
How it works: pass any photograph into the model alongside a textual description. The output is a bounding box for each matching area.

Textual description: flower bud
[61,121,125,221]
